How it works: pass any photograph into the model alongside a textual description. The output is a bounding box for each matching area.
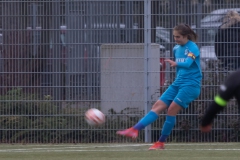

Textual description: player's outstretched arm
[200,96,226,132]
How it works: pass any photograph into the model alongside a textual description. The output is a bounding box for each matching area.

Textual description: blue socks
[133,111,159,130]
[159,115,176,142]
[132,111,176,143]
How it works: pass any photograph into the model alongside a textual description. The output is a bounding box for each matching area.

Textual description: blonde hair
[221,10,240,28]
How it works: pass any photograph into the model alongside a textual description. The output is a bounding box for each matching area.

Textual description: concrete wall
[100,43,160,114]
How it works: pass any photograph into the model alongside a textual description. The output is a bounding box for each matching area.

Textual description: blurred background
[0,0,239,144]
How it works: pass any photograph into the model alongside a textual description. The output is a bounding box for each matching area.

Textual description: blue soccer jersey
[172,40,202,86]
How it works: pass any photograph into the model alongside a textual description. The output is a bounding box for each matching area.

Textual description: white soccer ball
[85,108,105,126]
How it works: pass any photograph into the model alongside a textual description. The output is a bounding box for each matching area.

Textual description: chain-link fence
[0,0,239,143]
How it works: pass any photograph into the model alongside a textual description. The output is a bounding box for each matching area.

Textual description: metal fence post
[196,2,203,48]
[144,0,152,143]
[52,0,62,106]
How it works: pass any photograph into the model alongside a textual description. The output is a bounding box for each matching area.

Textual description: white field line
[1,149,240,153]
[0,143,240,153]
[0,143,237,147]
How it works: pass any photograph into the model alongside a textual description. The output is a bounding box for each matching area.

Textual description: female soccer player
[200,69,240,132]
[116,23,202,150]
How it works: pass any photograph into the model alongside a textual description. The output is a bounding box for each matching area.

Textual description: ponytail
[173,23,198,42]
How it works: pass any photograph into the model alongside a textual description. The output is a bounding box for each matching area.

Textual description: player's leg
[149,85,200,150]
[116,85,177,139]
[133,100,167,130]
[116,100,167,139]
[219,69,240,100]
[149,102,182,150]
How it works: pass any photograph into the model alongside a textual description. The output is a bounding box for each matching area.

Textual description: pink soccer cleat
[116,127,139,139]
[148,141,165,150]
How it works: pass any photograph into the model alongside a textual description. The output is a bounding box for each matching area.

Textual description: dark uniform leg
[218,69,240,101]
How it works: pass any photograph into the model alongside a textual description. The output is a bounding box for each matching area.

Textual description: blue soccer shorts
[159,84,200,108]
